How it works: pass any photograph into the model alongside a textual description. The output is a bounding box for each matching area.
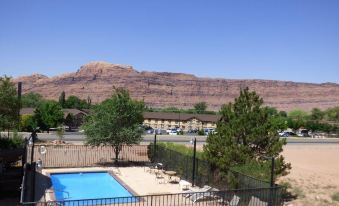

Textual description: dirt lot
[281,144,339,206]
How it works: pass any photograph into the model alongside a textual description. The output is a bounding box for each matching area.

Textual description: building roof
[63,109,88,118]
[20,108,35,115]
[143,112,221,123]
[20,108,220,123]
[20,107,88,118]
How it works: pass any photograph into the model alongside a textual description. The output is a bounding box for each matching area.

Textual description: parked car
[204,128,215,135]
[279,131,297,137]
[168,129,178,135]
[146,129,154,134]
[297,129,310,137]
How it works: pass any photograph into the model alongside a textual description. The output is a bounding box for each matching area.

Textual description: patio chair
[189,188,220,203]
[247,196,268,206]
[227,195,240,206]
[155,170,166,184]
[144,162,156,173]
[183,185,212,198]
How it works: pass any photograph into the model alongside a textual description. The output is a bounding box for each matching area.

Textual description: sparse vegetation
[0,131,24,149]
[292,186,305,199]
[331,192,339,202]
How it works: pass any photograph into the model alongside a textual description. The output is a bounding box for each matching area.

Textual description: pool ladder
[45,188,70,199]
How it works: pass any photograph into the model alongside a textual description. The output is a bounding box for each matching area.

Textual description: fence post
[270,157,275,187]
[153,134,157,162]
[22,139,27,175]
[192,138,196,187]
[269,157,276,206]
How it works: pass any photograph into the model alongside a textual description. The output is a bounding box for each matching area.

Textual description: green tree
[288,109,309,121]
[194,102,207,114]
[59,91,66,108]
[204,87,290,179]
[65,95,89,109]
[325,106,339,121]
[56,127,65,142]
[0,76,20,136]
[310,108,324,121]
[64,113,75,131]
[83,88,145,163]
[278,111,287,117]
[20,114,37,132]
[287,109,309,129]
[34,101,64,132]
[21,92,43,107]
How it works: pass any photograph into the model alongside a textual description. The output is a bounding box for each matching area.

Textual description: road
[18,132,339,145]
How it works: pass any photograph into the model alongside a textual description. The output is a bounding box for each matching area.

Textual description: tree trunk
[114,146,120,164]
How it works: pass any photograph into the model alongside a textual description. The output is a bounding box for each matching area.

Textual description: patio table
[164,171,179,183]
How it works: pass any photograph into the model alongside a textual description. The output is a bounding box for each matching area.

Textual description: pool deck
[36,166,190,202]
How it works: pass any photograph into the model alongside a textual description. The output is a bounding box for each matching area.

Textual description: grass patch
[331,192,339,202]
[292,186,305,199]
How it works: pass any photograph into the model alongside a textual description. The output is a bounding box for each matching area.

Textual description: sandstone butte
[13,61,339,112]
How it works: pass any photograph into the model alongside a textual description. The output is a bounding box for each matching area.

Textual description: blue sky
[0,0,338,83]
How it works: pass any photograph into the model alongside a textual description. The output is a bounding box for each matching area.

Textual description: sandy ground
[281,144,339,206]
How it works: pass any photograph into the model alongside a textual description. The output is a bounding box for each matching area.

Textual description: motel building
[143,112,221,131]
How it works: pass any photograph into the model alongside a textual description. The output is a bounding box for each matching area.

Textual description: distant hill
[13,61,339,111]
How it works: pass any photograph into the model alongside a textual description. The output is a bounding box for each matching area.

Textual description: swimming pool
[50,172,137,204]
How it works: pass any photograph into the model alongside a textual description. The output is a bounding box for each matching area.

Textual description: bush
[197,129,205,136]
[231,160,272,182]
[0,132,24,149]
[150,142,204,158]
[20,114,37,132]
[332,192,339,202]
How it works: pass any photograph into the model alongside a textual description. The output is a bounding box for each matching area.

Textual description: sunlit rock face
[13,61,339,111]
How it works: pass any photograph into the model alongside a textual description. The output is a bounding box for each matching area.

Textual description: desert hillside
[13,61,339,111]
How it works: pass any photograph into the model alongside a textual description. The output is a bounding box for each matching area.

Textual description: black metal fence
[151,145,271,190]
[27,144,149,168]
[20,143,283,206]
[21,187,283,206]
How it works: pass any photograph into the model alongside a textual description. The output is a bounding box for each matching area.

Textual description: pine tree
[204,87,291,178]
[59,91,66,108]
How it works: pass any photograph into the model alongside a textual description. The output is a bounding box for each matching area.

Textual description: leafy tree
[325,106,339,121]
[0,76,20,136]
[33,100,64,132]
[64,113,75,131]
[204,87,290,179]
[59,91,66,108]
[21,92,43,107]
[65,95,89,109]
[194,102,207,114]
[287,109,309,129]
[20,114,37,132]
[278,111,288,117]
[310,108,324,121]
[288,109,309,121]
[56,127,65,142]
[83,88,145,163]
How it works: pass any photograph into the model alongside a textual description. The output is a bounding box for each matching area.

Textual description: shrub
[197,129,205,136]
[0,132,24,149]
[331,192,339,202]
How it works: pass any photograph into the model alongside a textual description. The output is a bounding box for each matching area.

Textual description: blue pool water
[50,172,136,205]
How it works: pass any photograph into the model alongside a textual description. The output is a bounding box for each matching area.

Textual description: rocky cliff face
[13,61,339,111]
